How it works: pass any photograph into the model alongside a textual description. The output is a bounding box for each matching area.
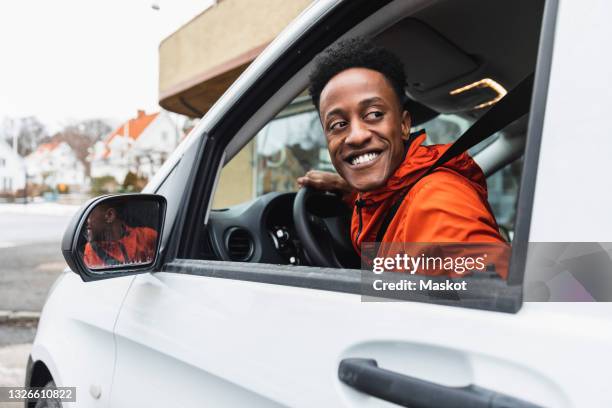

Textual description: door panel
[32,273,135,408]
[109,273,286,407]
[108,268,610,407]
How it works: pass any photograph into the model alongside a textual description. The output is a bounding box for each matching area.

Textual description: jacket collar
[357,132,433,205]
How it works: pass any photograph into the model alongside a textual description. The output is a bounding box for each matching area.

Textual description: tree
[122,171,147,192]
[41,119,113,176]
[62,119,112,144]
[91,175,119,195]
[0,116,48,156]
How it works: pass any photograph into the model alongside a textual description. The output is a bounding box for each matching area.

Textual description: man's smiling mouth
[345,150,383,168]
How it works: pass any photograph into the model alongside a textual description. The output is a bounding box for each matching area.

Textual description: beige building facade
[159,0,312,208]
[159,0,311,117]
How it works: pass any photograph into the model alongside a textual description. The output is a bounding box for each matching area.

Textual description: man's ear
[400,110,412,141]
[104,208,117,224]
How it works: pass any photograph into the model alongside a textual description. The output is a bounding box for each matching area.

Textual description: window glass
[487,160,522,237]
[415,113,521,237]
[213,96,330,209]
[255,100,332,197]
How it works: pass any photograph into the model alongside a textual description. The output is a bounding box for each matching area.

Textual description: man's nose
[344,120,372,146]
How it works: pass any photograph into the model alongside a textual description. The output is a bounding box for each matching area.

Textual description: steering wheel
[293,186,360,268]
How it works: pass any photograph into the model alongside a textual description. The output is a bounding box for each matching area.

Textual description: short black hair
[308,37,407,111]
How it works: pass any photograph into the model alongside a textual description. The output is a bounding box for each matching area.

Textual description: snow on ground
[0,202,81,217]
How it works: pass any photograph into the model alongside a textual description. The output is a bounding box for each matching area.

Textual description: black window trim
[167,0,559,314]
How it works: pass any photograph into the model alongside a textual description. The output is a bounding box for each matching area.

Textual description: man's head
[309,38,411,192]
[86,203,125,242]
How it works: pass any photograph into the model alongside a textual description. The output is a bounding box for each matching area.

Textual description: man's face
[86,206,116,242]
[319,68,410,192]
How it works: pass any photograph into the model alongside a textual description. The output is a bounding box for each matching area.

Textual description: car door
[108,0,612,407]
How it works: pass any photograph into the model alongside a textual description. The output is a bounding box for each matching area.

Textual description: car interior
[196,0,545,270]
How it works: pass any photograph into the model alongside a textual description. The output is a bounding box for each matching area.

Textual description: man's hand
[297,170,351,194]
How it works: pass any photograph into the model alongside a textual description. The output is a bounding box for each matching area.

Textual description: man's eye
[365,111,384,120]
[330,121,348,130]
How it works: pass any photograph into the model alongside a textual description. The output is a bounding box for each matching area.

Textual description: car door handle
[338,358,542,408]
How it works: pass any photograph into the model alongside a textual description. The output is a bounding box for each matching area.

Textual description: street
[0,205,75,389]
[0,241,67,313]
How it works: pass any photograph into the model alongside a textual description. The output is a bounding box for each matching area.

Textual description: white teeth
[351,152,379,165]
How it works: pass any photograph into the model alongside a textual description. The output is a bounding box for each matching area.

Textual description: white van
[26,0,612,407]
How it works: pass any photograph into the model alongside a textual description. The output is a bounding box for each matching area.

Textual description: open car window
[213,101,522,238]
[175,0,551,313]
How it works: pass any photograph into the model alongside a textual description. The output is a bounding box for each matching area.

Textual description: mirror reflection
[79,198,161,270]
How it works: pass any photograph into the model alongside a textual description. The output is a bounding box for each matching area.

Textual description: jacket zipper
[355,195,365,243]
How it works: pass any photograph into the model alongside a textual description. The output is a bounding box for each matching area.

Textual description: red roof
[36,141,60,153]
[105,110,159,145]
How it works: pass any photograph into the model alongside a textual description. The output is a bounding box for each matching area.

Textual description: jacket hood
[358,132,488,204]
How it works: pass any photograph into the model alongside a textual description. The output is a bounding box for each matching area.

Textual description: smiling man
[83,203,158,269]
[298,38,507,277]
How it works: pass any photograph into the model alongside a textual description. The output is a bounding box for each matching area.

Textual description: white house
[25,141,87,191]
[90,110,179,183]
[0,139,26,195]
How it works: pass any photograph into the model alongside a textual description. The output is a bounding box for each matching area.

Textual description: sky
[0,0,214,132]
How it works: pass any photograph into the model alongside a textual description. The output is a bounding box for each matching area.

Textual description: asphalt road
[0,211,70,346]
[0,211,72,387]
[0,241,66,312]
[0,243,59,387]
[0,212,72,246]
[0,211,72,312]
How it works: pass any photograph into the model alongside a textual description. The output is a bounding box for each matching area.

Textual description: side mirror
[62,194,167,282]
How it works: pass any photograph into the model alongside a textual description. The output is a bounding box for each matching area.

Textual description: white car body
[29,0,612,407]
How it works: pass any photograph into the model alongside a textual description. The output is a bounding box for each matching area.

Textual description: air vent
[225,228,254,261]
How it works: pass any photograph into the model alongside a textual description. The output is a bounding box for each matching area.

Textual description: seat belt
[375,73,534,243]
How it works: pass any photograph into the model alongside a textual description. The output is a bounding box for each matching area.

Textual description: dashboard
[206,192,308,265]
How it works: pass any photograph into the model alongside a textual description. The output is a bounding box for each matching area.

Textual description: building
[158,0,312,207]
[0,139,26,196]
[25,141,86,192]
[90,110,180,184]
[159,0,311,116]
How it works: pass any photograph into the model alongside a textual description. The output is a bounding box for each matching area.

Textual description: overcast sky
[0,0,213,132]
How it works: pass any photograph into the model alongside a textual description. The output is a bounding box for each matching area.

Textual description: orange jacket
[84,225,158,269]
[350,133,509,279]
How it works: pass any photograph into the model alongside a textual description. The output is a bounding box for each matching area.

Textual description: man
[297,38,507,278]
[83,203,158,269]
